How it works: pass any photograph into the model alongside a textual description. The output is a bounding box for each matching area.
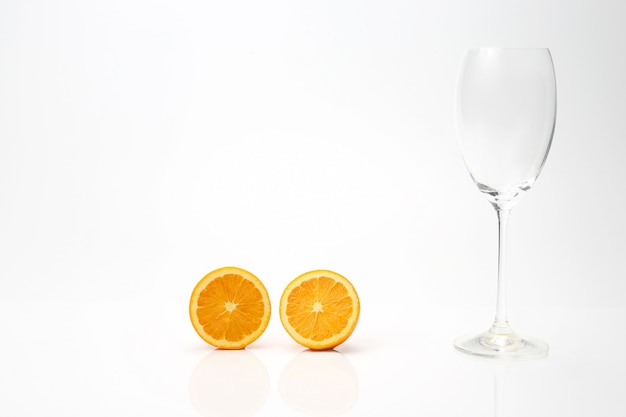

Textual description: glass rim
[465,47,551,52]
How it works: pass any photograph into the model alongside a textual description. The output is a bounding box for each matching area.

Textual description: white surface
[1,0,625,415]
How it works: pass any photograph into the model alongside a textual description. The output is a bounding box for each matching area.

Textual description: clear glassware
[453,48,556,359]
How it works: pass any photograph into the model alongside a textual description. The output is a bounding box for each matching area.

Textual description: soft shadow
[279,350,359,417]
[188,349,270,417]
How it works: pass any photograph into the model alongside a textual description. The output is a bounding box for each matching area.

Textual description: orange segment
[280,270,360,350]
[189,267,271,349]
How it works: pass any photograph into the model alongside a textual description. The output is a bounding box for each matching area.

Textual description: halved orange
[189,266,271,349]
[280,270,360,350]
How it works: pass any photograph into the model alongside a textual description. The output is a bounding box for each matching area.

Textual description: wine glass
[454,48,556,359]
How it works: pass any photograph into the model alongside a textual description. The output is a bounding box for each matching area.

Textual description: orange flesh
[196,274,265,342]
[286,276,354,341]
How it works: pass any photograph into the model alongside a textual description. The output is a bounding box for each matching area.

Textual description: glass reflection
[279,350,359,416]
[458,355,527,417]
[493,363,508,417]
[188,349,270,417]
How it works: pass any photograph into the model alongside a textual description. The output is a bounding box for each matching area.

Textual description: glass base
[454,327,548,359]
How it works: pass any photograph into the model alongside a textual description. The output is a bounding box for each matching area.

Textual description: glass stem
[492,208,511,333]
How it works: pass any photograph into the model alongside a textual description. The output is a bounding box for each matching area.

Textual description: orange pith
[189,267,271,349]
[280,270,360,350]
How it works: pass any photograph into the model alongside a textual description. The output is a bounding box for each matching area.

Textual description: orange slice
[280,270,360,350]
[189,266,271,349]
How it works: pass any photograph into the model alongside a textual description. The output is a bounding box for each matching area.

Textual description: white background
[1,0,625,416]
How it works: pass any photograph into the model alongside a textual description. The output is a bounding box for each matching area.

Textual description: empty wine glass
[454,48,556,359]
